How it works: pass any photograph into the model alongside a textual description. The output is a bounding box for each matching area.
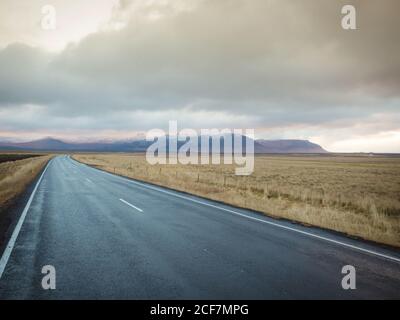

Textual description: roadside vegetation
[0,153,42,164]
[0,154,52,208]
[73,153,400,247]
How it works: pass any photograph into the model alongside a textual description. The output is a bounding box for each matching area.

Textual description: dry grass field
[0,154,52,208]
[73,153,400,247]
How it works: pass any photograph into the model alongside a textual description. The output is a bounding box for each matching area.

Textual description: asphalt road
[0,155,399,299]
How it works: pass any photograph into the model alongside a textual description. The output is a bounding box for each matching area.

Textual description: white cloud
[326,131,400,153]
[0,0,119,51]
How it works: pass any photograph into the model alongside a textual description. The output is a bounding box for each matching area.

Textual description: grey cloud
[0,0,399,139]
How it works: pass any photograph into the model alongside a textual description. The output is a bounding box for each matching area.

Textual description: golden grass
[73,153,400,247]
[0,154,52,207]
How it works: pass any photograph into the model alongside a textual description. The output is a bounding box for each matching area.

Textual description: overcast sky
[0,0,399,152]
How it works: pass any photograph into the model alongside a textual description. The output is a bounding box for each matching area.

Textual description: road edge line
[71,157,400,264]
[0,158,53,279]
[126,179,400,263]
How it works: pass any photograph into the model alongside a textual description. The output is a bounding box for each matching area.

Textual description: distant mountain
[0,137,328,153]
[255,139,327,153]
[15,138,72,150]
[0,138,148,152]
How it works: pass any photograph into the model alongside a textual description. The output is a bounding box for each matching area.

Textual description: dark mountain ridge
[0,137,328,153]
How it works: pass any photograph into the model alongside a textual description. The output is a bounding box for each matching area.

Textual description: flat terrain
[0,153,52,247]
[0,154,51,206]
[74,153,400,247]
[0,155,399,299]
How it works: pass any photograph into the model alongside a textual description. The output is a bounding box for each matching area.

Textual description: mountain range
[0,137,328,153]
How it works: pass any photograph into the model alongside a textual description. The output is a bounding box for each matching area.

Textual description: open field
[73,153,400,247]
[0,154,52,208]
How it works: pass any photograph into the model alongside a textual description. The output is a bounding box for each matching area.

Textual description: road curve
[0,155,399,299]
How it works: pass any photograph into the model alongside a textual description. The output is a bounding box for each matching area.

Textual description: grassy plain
[73,153,400,247]
[0,154,52,207]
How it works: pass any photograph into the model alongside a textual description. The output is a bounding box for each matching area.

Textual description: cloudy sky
[0,0,399,152]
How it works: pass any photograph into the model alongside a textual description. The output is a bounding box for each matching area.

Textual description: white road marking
[0,159,53,279]
[119,198,143,213]
[70,157,400,263]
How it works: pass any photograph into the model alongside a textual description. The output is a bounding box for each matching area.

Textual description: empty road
[0,155,399,299]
